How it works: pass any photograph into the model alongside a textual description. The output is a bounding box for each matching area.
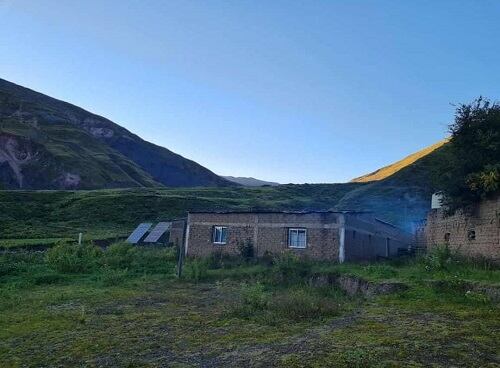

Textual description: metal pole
[176,239,184,278]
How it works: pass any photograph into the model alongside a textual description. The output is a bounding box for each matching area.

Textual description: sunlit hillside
[351,139,449,183]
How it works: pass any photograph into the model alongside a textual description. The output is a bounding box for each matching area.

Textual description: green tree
[435,97,500,212]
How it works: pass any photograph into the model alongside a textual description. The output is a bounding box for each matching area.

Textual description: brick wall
[425,196,499,261]
[186,212,341,261]
[185,211,411,262]
[169,220,186,247]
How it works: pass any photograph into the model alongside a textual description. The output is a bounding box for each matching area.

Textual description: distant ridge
[223,176,280,187]
[350,140,449,183]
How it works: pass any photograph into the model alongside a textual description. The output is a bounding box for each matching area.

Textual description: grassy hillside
[0,184,362,244]
[0,78,233,189]
[351,140,448,183]
[0,178,439,248]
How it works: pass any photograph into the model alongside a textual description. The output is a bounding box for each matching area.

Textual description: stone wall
[425,196,499,261]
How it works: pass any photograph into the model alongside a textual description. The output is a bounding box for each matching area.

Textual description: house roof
[188,210,372,215]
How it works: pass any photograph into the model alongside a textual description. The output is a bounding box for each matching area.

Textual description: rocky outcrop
[0,134,38,188]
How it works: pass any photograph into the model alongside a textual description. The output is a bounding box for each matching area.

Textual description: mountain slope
[0,78,234,189]
[351,140,448,183]
[338,142,451,227]
[223,176,280,187]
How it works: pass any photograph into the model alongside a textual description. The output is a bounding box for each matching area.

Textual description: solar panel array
[143,222,171,243]
[126,223,153,244]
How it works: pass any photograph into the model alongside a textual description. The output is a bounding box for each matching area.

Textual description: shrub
[420,244,453,272]
[272,252,312,284]
[240,282,268,310]
[238,238,255,262]
[102,242,137,269]
[45,242,101,273]
[206,250,241,269]
[133,247,177,274]
[184,259,209,282]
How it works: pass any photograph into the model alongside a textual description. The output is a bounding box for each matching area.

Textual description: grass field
[1,243,498,367]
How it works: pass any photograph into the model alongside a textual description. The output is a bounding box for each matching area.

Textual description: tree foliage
[435,97,500,212]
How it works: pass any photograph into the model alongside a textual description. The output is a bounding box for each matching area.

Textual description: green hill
[0,78,234,189]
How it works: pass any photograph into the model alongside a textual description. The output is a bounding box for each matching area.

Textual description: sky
[1,0,499,183]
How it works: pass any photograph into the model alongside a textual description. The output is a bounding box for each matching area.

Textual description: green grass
[0,238,73,249]
[0,246,498,367]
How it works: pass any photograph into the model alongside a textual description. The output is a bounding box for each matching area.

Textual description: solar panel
[143,222,171,243]
[126,223,153,244]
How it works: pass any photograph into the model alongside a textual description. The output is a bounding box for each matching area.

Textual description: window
[444,233,451,243]
[212,226,228,244]
[352,230,356,239]
[467,230,476,241]
[288,228,307,248]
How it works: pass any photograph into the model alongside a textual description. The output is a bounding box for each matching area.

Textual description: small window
[467,230,476,241]
[213,226,228,244]
[444,233,451,243]
[352,230,356,239]
[288,228,307,249]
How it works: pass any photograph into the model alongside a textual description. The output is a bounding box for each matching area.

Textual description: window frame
[288,228,307,249]
[212,226,228,245]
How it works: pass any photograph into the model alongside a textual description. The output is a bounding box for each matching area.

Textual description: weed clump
[102,242,137,269]
[271,252,312,285]
[184,259,209,282]
[45,242,102,273]
[233,282,346,323]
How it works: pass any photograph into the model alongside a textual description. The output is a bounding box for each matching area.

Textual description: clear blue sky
[1,0,499,183]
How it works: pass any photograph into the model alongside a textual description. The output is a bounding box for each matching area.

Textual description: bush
[238,238,255,262]
[272,252,312,284]
[240,282,268,310]
[45,242,102,273]
[206,250,242,269]
[184,259,209,282]
[420,244,453,272]
[102,242,137,269]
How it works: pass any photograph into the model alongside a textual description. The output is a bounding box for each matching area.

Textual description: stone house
[184,211,412,263]
[422,196,499,261]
